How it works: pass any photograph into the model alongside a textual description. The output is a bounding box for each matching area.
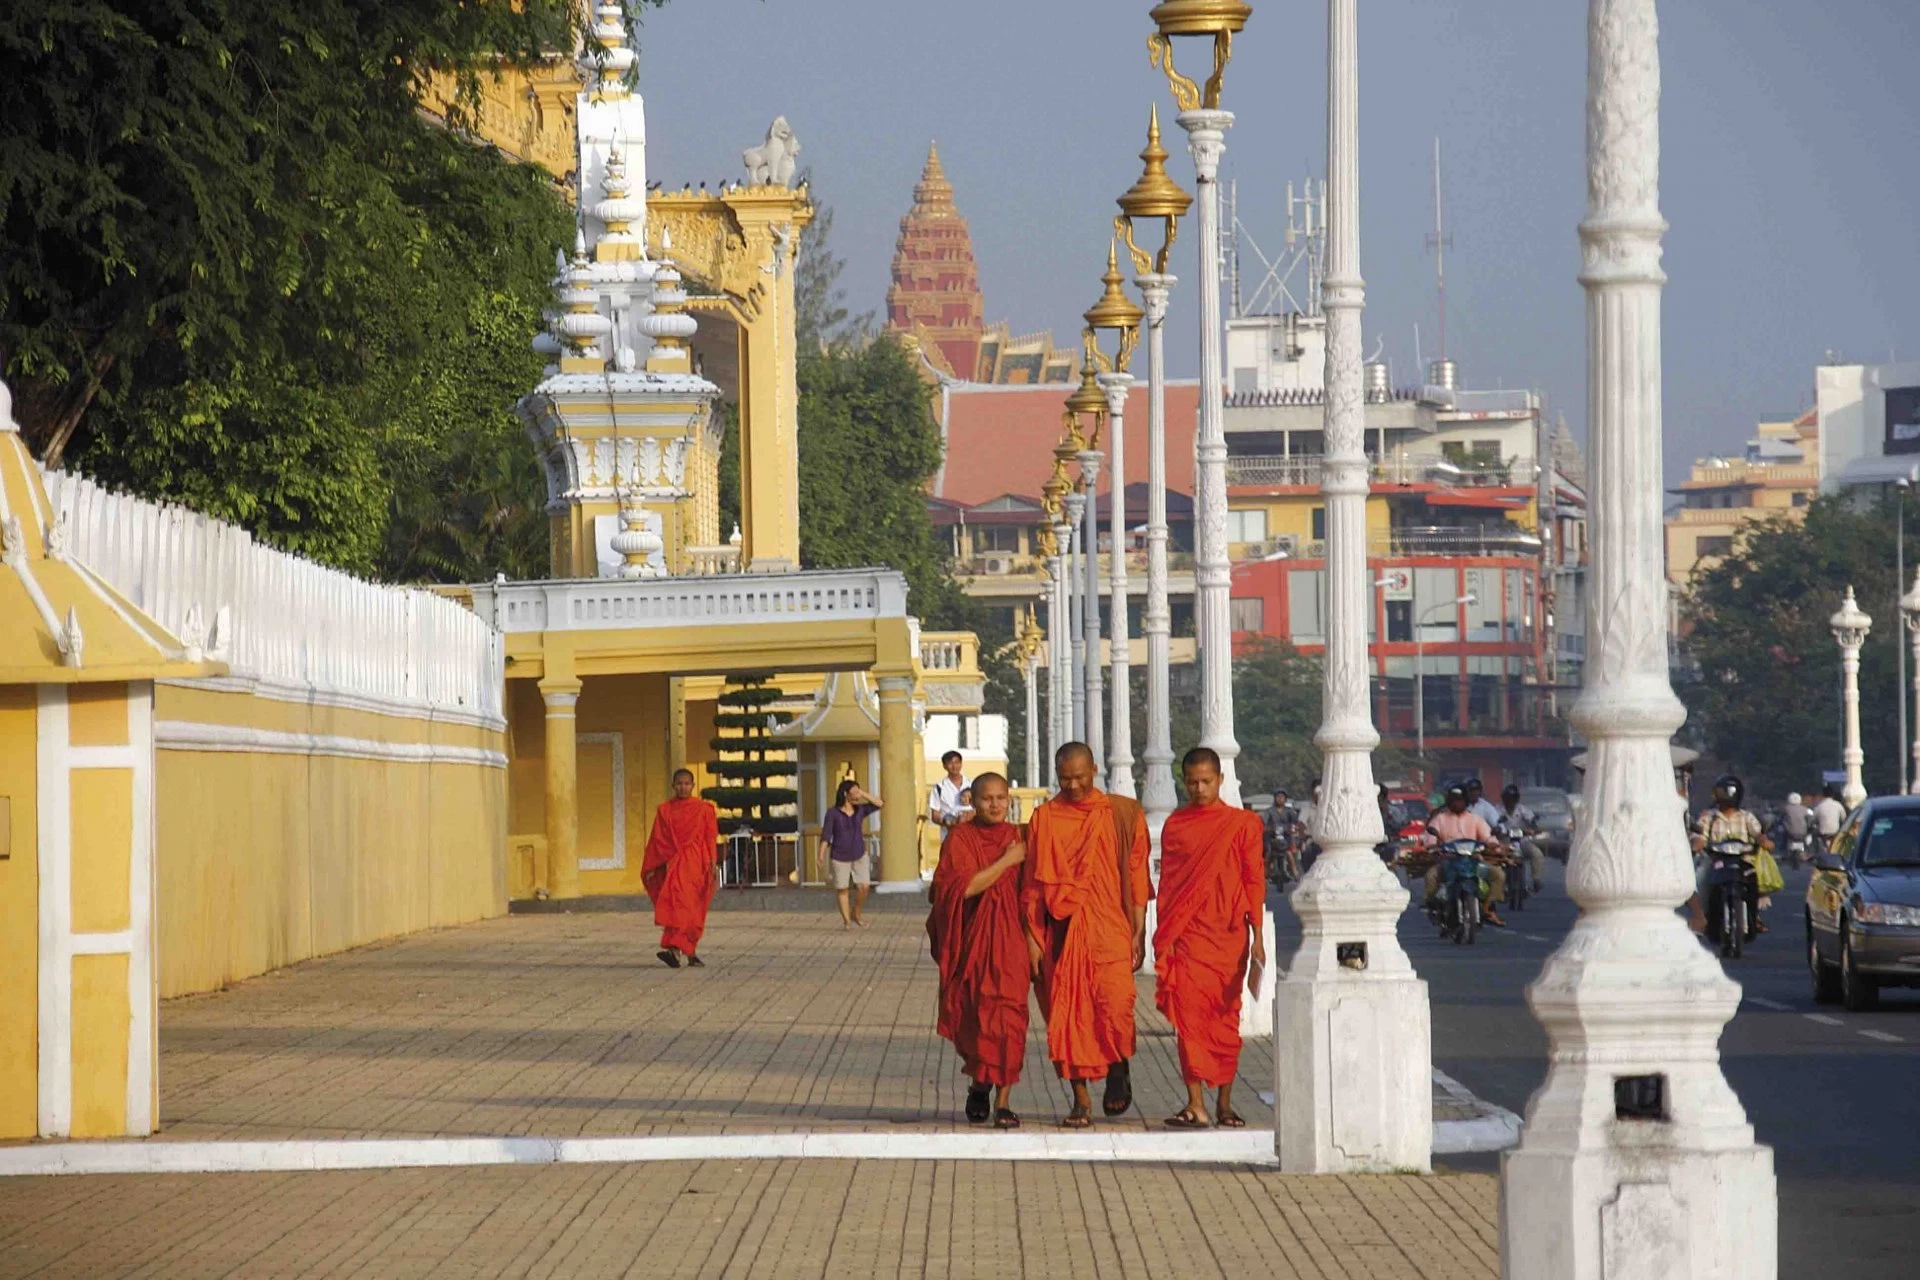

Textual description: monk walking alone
[641,769,719,969]
[1154,747,1266,1128]
[926,773,1031,1129]
[1024,742,1151,1127]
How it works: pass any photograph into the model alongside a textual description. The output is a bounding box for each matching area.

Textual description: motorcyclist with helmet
[1690,773,1771,938]
[1775,791,1812,868]
[1496,783,1546,894]
[1419,784,1509,927]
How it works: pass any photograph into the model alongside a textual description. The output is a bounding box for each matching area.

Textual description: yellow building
[1665,410,1819,584]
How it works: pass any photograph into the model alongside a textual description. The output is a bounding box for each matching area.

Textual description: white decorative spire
[585,1,635,100]
[593,143,644,257]
[556,229,611,371]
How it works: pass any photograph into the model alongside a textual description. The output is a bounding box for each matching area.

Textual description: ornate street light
[1150,0,1249,805]
[1016,604,1047,790]
[1055,423,1090,746]
[1116,106,1192,840]
[1086,244,1145,797]
[1040,455,1074,762]
[1902,569,1920,795]
[1065,358,1107,768]
[1833,585,1873,810]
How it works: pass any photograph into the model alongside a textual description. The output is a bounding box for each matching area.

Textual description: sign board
[1377,568,1413,601]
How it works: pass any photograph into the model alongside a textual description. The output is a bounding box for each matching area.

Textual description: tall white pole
[1048,521,1072,766]
[1904,567,1920,794]
[1103,374,1137,797]
[1502,3,1776,1273]
[1274,0,1432,1176]
[1833,586,1871,811]
[1176,109,1242,806]
[1138,277,1178,842]
[1078,453,1106,778]
[1024,650,1041,790]
[1064,489,1087,744]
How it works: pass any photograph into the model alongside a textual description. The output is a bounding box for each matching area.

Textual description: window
[1233,367,1259,394]
[1385,599,1413,643]
[1226,509,1269,545]
[1792,492,1809,508]
[972,526,1021,554]
[1311,507,1326,541]
[1695,535,1734,558]
[1288,569,1326,644]
[1230,597,1266,634]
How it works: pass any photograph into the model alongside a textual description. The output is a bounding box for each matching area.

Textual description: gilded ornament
[1147,0,1249,112]
[1115,105,1191,274]
[1084,242,1144,373]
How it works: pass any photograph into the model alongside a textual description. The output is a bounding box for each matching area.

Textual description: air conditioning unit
[979,554,1014,576]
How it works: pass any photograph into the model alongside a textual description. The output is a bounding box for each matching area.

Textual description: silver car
[1520,788,1575,861]
[1807,796,1920,1011]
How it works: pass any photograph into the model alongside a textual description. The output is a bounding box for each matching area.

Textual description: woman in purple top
[822,779,883,929]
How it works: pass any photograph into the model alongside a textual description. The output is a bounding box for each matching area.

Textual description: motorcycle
[1427,839,1488,945]
[1778,834,1809,871]
[1702,838,1758,959]
[1495,821,1532,911]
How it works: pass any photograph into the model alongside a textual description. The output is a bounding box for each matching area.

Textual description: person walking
[823,779,882,930]
[641,768,720,969]
[929,751,971,836]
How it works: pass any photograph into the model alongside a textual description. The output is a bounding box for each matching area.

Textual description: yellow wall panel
[66,683,129,747]
[0,688,37,1139]
[577,673,670,898]
[69,953,129,1139]
[70,769,133,935]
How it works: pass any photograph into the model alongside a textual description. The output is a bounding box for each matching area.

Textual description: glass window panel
[1288,570,1325,644]
[1231,597,1265,634]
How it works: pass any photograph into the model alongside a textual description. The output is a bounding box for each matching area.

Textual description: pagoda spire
[912,142,956,218]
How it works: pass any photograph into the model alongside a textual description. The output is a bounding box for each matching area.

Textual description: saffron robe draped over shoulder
[1153,801,1265,1086]
[926,820,1031,1086]
[1024,790,1151,1081]
[642,798,719,955]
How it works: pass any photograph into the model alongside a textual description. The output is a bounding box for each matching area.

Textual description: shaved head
[1054,742,1094,770]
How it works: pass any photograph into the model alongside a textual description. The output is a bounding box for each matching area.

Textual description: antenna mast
[1425,137,1452,363]
[1229,180,1242,319]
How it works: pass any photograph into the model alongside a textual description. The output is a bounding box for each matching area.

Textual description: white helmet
[1787,792,1802,806]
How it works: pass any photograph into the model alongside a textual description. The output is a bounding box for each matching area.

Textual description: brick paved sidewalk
[0,1159,1498,1279]
[150,891,1484,1140]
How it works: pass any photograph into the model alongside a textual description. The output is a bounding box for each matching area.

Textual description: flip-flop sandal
[995,1109,1022,1130]
[1216,1110,1246,1129]
[964,1085,992,1124]
[656,949,681,969]
[1102,1063,1133,1117]
[1164,1109,1209,1130]
[1061,1105,1093,1129]
[686,955,706,967]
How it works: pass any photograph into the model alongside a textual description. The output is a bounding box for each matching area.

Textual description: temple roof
[912,143,957,219]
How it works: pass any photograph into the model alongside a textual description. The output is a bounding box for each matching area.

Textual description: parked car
[1806,796,1920,1010]
[1520,787,1575,861]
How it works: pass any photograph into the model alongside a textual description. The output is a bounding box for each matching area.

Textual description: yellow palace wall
[1,686,41,1138]
[152,682,508,999]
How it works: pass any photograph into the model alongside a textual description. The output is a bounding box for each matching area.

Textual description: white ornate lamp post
[1116,106,1191,841]
[1903,569,1920,794]
[1153,0,1247,804]
[1833,586,1872,810]
[1270,0,1432,1176]
[1067,363,1108,775]
[1502,3,1777,1273]
[1060,437,1089,745]
[1017,605,1046,791]
[1086,247,1146,797]
[1041,460,1074,766]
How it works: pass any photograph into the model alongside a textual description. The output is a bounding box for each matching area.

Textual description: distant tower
[886,144,986,380]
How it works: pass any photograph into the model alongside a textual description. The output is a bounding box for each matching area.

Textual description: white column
[1064,488,1088,744]
[1137,277,1179,844]
[1273,0,1431,1176]
[1052,512,1077,755]
[1024,652,1043,790]
[1079,452,1106,779]
[1832,587,1871,811]
[1905,567,1920,793]
[1101,384,1138,798]
[1502,2,1776,1274]
[1177,109,1242,806]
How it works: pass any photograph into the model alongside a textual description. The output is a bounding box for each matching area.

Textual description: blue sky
[633,0,1920,481]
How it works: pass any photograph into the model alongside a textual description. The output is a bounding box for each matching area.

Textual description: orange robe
[1154,802,1266,1087]
[926,820,1031,1086]
[641,797,719,955]
[1024,790,1152,1081]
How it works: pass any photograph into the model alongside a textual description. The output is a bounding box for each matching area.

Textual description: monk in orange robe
[926,772,1031,1128]
[1024,742,1151,1127]
[641,769,719,969]
[1154,747,1267,1128]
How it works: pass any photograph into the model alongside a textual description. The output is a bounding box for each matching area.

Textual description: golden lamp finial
[1115,104,1193,274]
[1064,359,1107,448]
[1084,241,1144,373]
[1148,0,1251,113]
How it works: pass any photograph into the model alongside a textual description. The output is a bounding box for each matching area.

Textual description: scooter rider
[1776,791,1811,867]
[1498,783,1546,893]
[1809,783,1846,854]
[1422,784,1509,927]
[1690,773,1770,936]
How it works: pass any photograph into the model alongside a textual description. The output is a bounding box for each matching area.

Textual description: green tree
[1162,637,1326,798]
[792,171,873,355]
[1681,495,1908,799]
[705,673,800,835]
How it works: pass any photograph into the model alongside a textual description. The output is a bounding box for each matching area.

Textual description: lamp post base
[1273,970,1432,1173]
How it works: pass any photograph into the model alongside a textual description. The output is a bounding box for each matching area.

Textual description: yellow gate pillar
[541,681,582,900]
[874,672,921,892]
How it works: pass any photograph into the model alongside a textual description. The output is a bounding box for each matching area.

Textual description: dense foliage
[0,0,640,576]
[1164,637,1327,797]
[704,674,800,835]
[1681,495,1909,799]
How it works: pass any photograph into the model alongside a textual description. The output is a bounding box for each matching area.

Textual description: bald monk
[926,773,1031,1129]
[1154,747,1267,1128]
[641,769,719,969]
[1024,741,1151,1127]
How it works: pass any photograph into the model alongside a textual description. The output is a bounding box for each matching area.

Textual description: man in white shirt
[1465,779,1503,830]
[1809,783,1846,848]
[929,751,971,835]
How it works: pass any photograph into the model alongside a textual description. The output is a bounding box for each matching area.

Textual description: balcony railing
[685,545,744,575]
[919,632,979,674]
[1226,453,1535,489]
[1371,526,1543,558]
[470,568,911,634]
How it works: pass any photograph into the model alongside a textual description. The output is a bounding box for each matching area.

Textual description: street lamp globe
[1148,0,1252,111]
[1116,106,1192,275]
[1831,586,1872,652]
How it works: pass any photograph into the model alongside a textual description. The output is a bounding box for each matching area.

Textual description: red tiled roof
[936,381,1200,507]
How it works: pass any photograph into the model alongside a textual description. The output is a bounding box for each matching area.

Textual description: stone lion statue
[742,117,800,187]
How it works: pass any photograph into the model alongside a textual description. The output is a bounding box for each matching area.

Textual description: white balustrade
[470,567,910,635]
[42,469,504,721]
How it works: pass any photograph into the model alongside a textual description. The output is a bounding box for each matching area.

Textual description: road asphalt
[1268,856,1920,1279]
